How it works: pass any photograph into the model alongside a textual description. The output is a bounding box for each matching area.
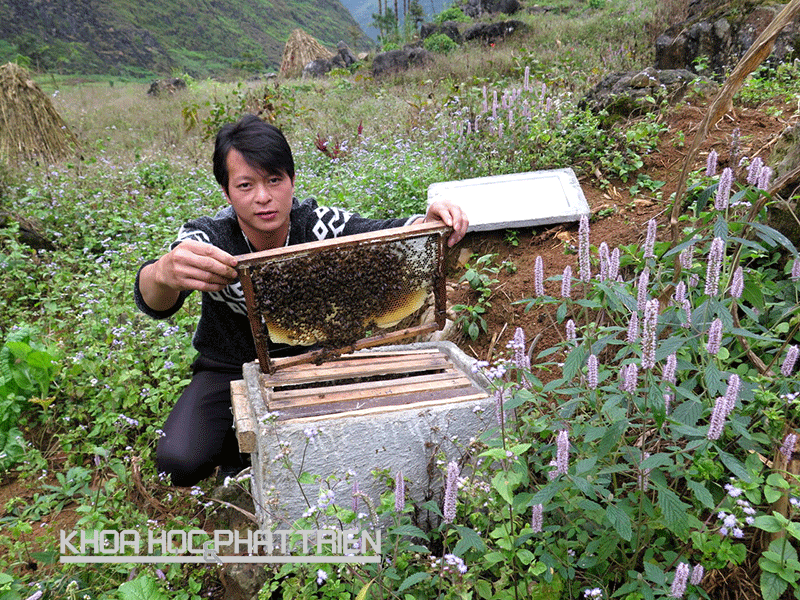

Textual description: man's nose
[254,183,270,203]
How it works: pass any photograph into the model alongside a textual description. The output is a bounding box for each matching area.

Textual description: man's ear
[222,186,231,204]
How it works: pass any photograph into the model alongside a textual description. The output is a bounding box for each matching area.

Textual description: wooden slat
[230,380,256,453]
[269,371,476,408]
[263,353,452,386]
[276,392,490,421]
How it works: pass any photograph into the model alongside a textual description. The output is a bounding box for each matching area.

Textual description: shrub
[424,33,459,54]
[433,6,471,24]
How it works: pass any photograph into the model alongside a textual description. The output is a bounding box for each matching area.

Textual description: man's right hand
[139,240,239,312]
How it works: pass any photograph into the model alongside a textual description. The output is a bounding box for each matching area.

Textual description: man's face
[224,148,294,251]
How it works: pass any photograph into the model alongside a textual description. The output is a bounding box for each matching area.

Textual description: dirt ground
[447,96,798,367]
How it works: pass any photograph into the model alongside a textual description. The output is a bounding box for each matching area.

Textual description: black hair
[212,114,295,193]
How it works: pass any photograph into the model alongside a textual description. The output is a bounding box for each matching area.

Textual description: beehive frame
[236,222,451,373]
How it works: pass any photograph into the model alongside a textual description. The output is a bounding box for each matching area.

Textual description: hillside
[0,0,372,77]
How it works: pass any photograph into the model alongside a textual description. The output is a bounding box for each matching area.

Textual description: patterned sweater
[134,198,418,365]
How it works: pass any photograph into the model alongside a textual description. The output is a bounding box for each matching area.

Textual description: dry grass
[280,29,335,79]
[0,62,78,164]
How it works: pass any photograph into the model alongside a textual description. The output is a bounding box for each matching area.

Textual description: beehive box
[231,342,494,529]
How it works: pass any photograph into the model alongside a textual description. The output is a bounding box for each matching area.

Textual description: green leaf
[354,580,373,600]
[753,515,783,533]
[657,486,690,540]
[118,575,167,600]
[718,450,752,482]
[475,580,493,599]
[398,572,431,592]
[492,471,514,504]
[516,548,535,565]
[760,570,788,600]
[606,504,632,541]
[685,479,715,510]
[453,526,486,555]
[389,524,429,541]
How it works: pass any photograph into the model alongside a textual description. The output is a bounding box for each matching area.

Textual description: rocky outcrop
[146,78,186,97]
[371,46,432,77]
[420,22,463,44]
[463,20,526,44]
[580,67,717,116]
[656,2,800,76]
[302,42,358,78]
[460,0,521,18]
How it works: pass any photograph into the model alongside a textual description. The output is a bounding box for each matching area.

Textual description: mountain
[339,0,447,40]
[0,0,373,76]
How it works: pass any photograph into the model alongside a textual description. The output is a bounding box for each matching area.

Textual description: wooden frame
[236,221,450,373]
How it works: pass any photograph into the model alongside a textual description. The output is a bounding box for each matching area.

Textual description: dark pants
[156,356,249,487]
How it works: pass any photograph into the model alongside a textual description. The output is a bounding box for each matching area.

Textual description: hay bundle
[279,29,334,78]
[0,63,78,163]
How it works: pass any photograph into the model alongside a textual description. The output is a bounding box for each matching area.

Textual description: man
[134,114,468,486]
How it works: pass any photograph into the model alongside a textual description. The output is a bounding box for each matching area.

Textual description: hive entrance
[236,222,450,373]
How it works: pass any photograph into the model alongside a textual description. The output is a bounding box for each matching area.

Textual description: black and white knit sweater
[134,197,419,365]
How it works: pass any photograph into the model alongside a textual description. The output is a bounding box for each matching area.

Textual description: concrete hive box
[231,342,494,530]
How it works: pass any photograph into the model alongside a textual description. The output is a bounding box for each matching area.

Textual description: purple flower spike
[637,268,650,312]
[566,319,577,344]
[609,248,620,281]
[708,395,731,440]
[579,215,591,283]
[706,318,723,355]
[706,149,718,177]
[562,265,573,298]
[642,299,659,370]
[395,471,405,513]
[670,563,690,599]
[747,156,764,185]
[758,166,773,190]
[791,259,800,282]
[780,433,797,461]
[715,167,733,210]
[724,374,741,413]
[643,219,657,258]
[443,461,460,524]
[638,451,651,491]
[730,266,744,299]
[663,353,677,385]
[690,564,705,586]
[587,354,599,389]
[531,503,543,533]
[555,430,570,475]
[599,242,610,281]
[781,345,799,377]
[627,310,640,344]
[705,237,725,296]
[622,363,638,393]
[679,245,693,270]
[534,255,544,297]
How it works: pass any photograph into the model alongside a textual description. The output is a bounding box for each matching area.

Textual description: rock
[463,20,526,44]
[302,42,358,78]
[580,68,716,116]
[655,1,800,76]
[302,58,333,78]
[219,563,268,600]
[420,21,463,44]
[371,47,432,77]
[0,211,55,250]
[146,77,186,97]
[335,41,357,67]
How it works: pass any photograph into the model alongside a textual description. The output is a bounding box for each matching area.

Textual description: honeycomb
[246,233,441,350]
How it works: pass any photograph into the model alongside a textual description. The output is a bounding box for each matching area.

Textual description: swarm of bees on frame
[250,236,438,349]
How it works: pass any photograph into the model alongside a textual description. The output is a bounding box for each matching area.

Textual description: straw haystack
[0,63,78,163]
[279,29,335,78]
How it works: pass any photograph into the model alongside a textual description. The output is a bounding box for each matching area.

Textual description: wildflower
[587,354,599,389]
[534,255,544,296]
[155,569,166,580]
[316,569,328,585]
[438,553,468,574]
[641,299,659,370]
[715,167,733,210]
[708,396,731,440]
[669,563,690,598]
[643,219,657,258]
[579,215,591,282]
[566,319,577,343]
[690,564,705,586]
[729,266,743,299]
[508,327,529,371]
[706,149,718,176]
[679,245,693,270]
[724,483,743,498]
[562,265,573,298]
[318,489,335,509]
[531,503,543,532]
[663,353,677,385]
[706,318,723,355]
[780,433,797,461]
[555,430,570,475]
[598,241,610,280]
[622,363,639,393]
[25,592,44,600]
[584,588,603,599]
[747,156,763,185]
[637,267,650,312]
[705,237,724,296]
[395,471,405,512]
[664,393,672,414]
[609,247,620,281]
[758,166,773,190]
[627,310,640,344]
[724,374,741,412]
[304,426,320,443]
[792,259,800,282]
[494,388,505,428]
[443,461,460,523]
[781,345,799,377]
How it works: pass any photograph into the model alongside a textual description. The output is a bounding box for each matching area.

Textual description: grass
[3,0,798,598]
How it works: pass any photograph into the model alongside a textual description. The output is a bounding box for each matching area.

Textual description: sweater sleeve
[133,260,192,319]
